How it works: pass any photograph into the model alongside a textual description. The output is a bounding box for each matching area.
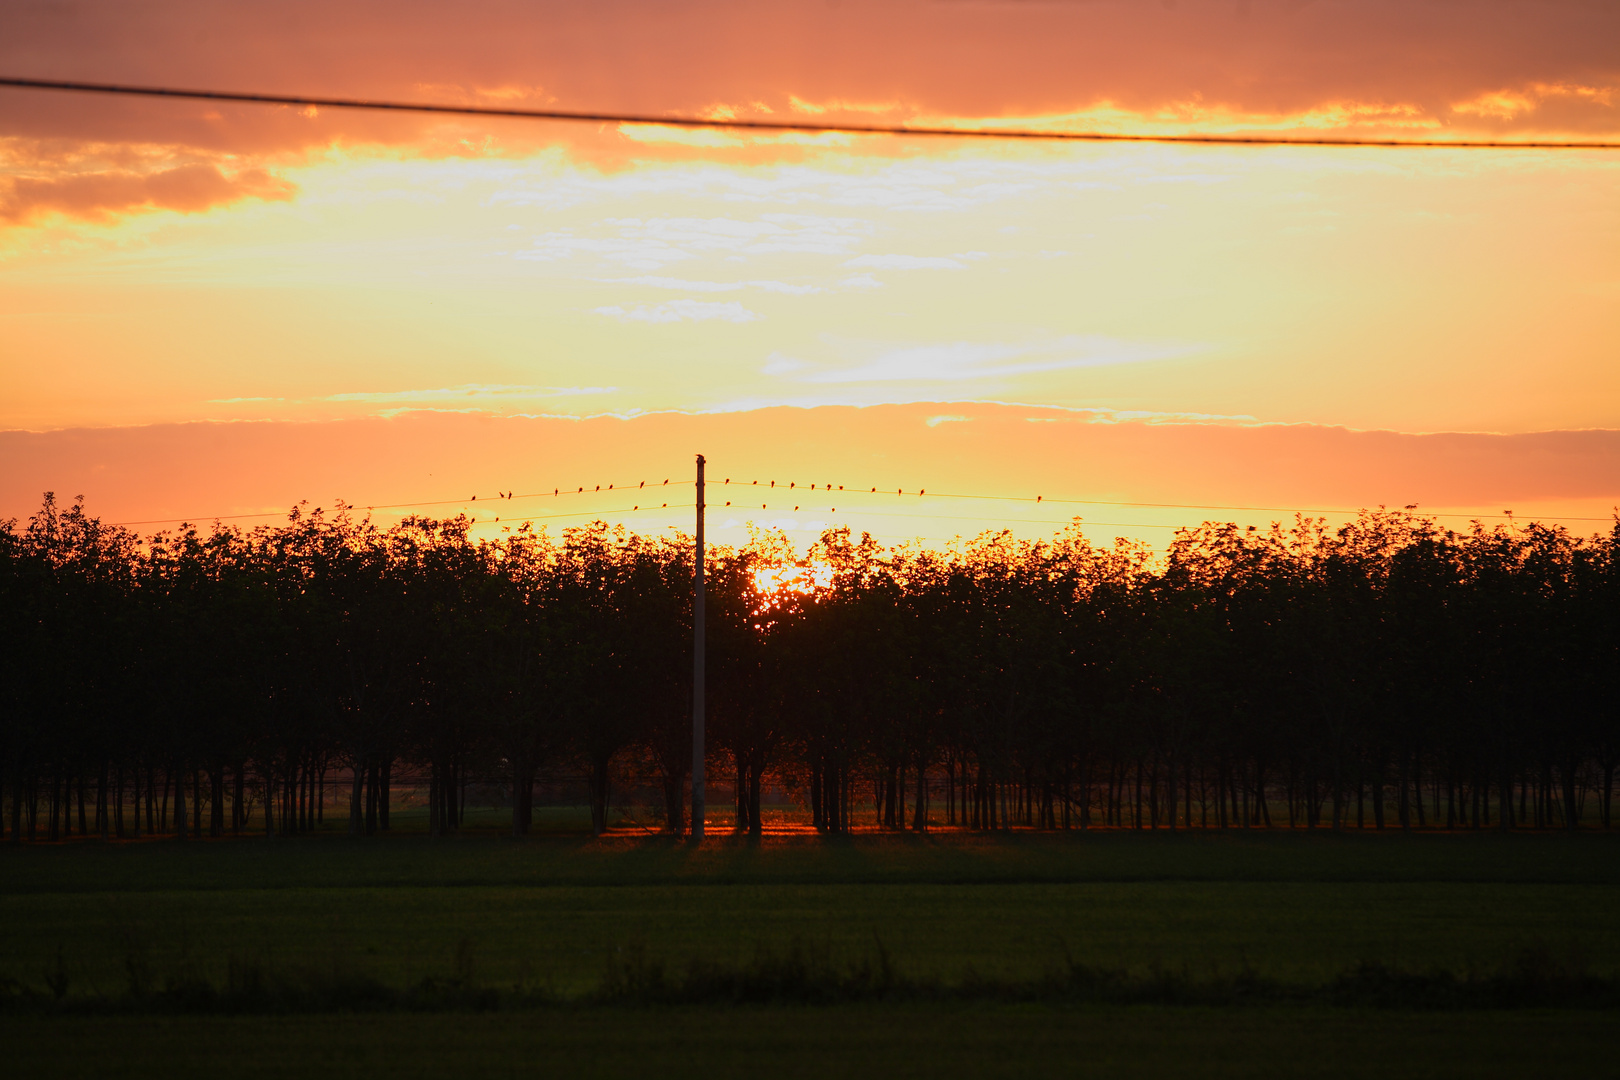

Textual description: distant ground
[3,830,1616,1077]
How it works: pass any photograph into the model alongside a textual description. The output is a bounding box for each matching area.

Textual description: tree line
[1,493,1615,841]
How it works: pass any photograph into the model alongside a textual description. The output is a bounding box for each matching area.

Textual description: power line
[455,496,1614,538]
[4,77,1617,150]
[118,501,692,530]
[482,503,694,527]
[104,471,1615,530]
[108,478,694,527]
[711,505,1181,530]
[712,479,1615,523]
[367,479,692,513]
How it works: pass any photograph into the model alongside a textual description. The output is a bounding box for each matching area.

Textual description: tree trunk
[896,763,906,831]
[284,766,295,836]
[96,762,108,839]
[1499,761,1515,832]
[377,758,389,830]
[823,761,837,833]
[827,761,843,833]
[1413,754,1427,828]
[347,754,365,837]
[190,769,202,839]
[1133,760,1144,829]
[841,764,851,833]
[428,768,441,838]
[748,756,763,838]
[364,759,379,836]
[1563,760,1580,832]
[589,755,611,836]
[1330,759,1343,831]
[172,763,187,841]
[809,760,823,831]
[1602,760,1614,830]
[513,757,536,837]
[912,761,928,832]
[261,764,276,837]
[209,766,224,838]
[1397,760,1410,830]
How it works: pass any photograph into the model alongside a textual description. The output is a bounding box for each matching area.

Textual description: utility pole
[691,453,706,840]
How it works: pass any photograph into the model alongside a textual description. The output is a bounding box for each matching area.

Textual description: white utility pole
[691,453,706,839]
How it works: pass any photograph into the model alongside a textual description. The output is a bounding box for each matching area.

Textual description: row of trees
[2,493,1616,841]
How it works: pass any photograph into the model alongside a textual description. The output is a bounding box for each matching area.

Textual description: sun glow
[751,563,834,599]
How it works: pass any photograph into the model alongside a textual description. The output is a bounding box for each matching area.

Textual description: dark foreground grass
[5,879,1617,997]
[4,937,1614,1013]
[5,1006,1614,1079]
[3,831,1617,996]
[2,832,1614,1072]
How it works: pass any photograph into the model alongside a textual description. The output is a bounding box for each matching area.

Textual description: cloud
[795,337,1195,384]
[1451,82,1617,121]
[742,279,823,294]
[0,162,295,223]
[608,274,821,294]
[492,162,1082,215]
[839,274,885,288]
[517,214,871,269]
[594,300,762,323]
[761,352,806,375]
[518,231,695,270]
[844,253,969,270]
[321,384,614,403]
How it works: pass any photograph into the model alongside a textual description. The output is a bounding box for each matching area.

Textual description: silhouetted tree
[2,493,1615,841]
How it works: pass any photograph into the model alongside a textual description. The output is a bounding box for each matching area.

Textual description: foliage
[1,495,1616,838]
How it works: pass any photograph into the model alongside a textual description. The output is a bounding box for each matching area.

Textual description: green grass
[3,831,1615,1073]
[4,831,1617,992]
[6,877,1617,994]
[5,1007,1616,1078]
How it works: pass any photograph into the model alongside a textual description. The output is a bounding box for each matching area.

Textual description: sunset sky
[2,0,1616,550]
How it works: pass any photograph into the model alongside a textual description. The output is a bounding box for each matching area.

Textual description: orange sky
[4,404,1617,550]
[2,1,1616,549]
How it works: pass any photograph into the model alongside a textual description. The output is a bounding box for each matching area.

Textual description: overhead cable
[3,77,1617,150]
[104,473,1614,529]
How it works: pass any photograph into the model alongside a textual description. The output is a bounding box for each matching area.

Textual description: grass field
[6,1007,1616,1078]
[3,829,1617,1076]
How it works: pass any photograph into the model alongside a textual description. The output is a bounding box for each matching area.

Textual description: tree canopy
[2,495,1615,841]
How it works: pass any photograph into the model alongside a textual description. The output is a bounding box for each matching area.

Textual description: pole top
[696,453,705,466]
